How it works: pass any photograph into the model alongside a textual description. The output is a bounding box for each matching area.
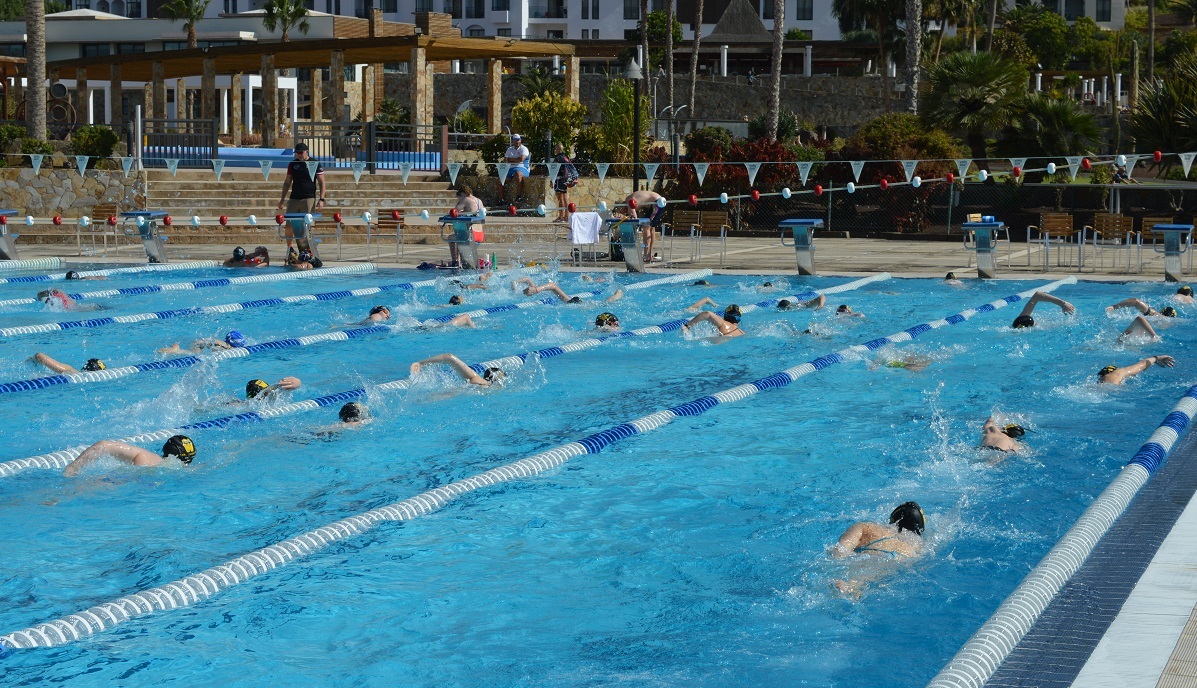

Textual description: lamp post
[629,57,643,194]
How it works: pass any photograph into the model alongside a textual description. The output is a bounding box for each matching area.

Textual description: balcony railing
[528,2,565,18]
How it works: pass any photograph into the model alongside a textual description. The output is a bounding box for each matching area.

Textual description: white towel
[569,212,602,245]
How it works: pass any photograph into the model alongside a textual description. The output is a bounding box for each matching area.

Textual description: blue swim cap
[225,330,246,347]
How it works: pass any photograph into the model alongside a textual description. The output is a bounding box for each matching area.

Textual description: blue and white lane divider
[0,258,61,272]
[421,269,715,326]
[927,383,1197,688]
[0,273,885,476]
[0,263,377,308]
[0,260,220,285]
[0,277,1073,650]
[0,269,701,396]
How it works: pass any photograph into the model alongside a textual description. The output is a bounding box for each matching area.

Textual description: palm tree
[1130,52,1197,158]
[1148,0,1156,80]
[688,0,704,117]
[921,51,1029,161]
[984,0,998,51]
[995,94,1102,156]
[515,65,561,98]
[159,0,212,49]
[767,0,785,139]
[262,0,310,42]
[23,0,45,140]
[665,0,674,123]
[833,0,903,111]
[905,0,922,113]
[1174,0,1197,26]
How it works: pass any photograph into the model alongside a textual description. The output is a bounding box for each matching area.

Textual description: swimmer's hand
[277,376,301,390]
[410,362,423,376]
[157,343,184,355]
[1153,355,1176,368]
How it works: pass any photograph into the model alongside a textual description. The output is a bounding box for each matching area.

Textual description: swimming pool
[0,266,1191,686]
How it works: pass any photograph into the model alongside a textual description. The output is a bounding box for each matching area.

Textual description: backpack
[563,159,579,188]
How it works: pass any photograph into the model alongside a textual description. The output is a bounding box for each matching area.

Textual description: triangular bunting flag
[259,160,273,180]
[120,156,134,176]
[211,159,225,181]
[850,160,865,182]
[1182,152,1197,178]
[643,163,660,182]
[797,161,813,186]
[900,160,919,181]
[1008,157,1027,172]
[744,162,762,186]
[398,162,413,185]
[351,161,367,183]
[1064,155,1083,181]
[1125,155,1139,177]
[29,154,42,175]
[496,163,511,182]
[596,163,610,183]
[547,162,561,182]
[164,158,180,176]
[955,159,972,178]
[305,160,319,181]
[74,155,89,176]
[448,162,461,186]
[693,162,709,186]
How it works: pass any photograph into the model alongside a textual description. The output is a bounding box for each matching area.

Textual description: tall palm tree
[688,0,704,117]
[833,0,903,111]
[1148,0,1156,81]
[921,51,1029,161]
[1174,0,1197,26]
[995,94,1102,156]
[262,0,310,42]
[905,0,922,112]
[767,0,785,139]
[159,0,212,49]
[1130,52,1197,157]
[23,0,45,140]
[666,0,674,122]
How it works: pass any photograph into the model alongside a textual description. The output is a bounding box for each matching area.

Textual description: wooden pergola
[0,56,26,119]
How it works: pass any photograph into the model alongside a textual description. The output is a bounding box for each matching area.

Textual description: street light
[628,57,644,194]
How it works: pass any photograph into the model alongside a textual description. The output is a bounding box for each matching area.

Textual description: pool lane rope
[0,261,221,285]
[0,257,60,272]
[0,263,378,308]
[0,269,711,397]
[0,270,757,475]
[926,384,1197,688]
[0,275,1072,651]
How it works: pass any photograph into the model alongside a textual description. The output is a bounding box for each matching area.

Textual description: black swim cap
[836,304,850,314]
[945,271,957,280]
[889,501,925,535]
[1163,306,1178,317]
[595,312,619,327]
[777,300,793,311]
[162,434,196,464]
[723,304,742,323]
[449,295,463,306]
[1179,286,1193,296]
[693,280,711,286]
[763,281,773,288]
[232,246,246,260]
[1099,364,1118,378]
[339,401,367,423]
[65,271,80,280]
[568,296,583,303]
[483,367,504,382]
[1012,314,1035,329]
[298,249,313,263]
[370,305,389,316]
[246,378,270,398]
[81,358,105,372]
[1004,424,1026,439]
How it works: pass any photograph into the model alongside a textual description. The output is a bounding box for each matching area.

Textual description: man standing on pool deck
[1010,291,1075,328]
[622,189,665,263]
[276,142,326,249]
[451,185,485,267]
[502,134,530,203]
[63,435,196,476]
[1097,354,1176,384]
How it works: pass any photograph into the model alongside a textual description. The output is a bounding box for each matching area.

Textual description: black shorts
[553,180,569,194]
[649,206,665,228]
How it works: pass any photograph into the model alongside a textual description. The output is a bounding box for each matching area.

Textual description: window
[74,0,90,8]
[0,44,25,57]
[125,1,141,16]
[491,0,508,8]
[223,0,237,10]
[1063,0,1083,19]
[468,26,485,35]
[326,0,343,12]
[581,28,589,38]
[546,29,564,38]
[115,42,145,54]
[382,0,396,10]
[384,61,409,73]
[624,28,637,41]
[650,0,664,10]
[762,0,772,20]
[443,0,461,17]
[623,0,637,20]
[465,0,483,16]
[497,27,511,35]
[1096,0,1110,21]
[592,28,599,38]
[81,43,111,57]
[582,0,588,18]
[590,0,598,17]
[163,40,242,50]
[795,0,812,20]
[415,0,432,9]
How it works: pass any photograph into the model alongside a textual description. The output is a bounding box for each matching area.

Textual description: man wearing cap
[503,134,530,203]
[276,143,326,249]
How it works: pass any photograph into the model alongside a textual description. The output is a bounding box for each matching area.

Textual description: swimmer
[832,501,925,559]
[1011,291,1075,328]
[1176,286,1194,304]
[287,249,322,271]
[449,295,464,306]
[158,330,247,355]
[512,277,584,304]
[244,376,302,400]
[410,353,503,387]
[64,270,106,281]
[595,312,620,331]
[1097,354,1175,384]
[33,353,105,374]
[224,246,270,268]
[944,271,963,286]
[1106,298,1176,318]
[361,305,391,324]
[63,435,196,477]
[692,279,712,286]
[981,417,1026,452]
[836,304,865,318]
[682,304,744,338]
[778,294,826,311]
[580,273,612,283]
[759,281,779,292]
[36,289,77,310]
[877,355,933,372]
[686,297,718,312]
[1119,315,1163,341]
[451,272,494,291]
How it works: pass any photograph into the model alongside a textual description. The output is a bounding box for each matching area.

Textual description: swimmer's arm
[64,441,158,476]
[262,377,302,396]
[33,353,77,374]
[686,297,717,312]
[804,294,826,310]
[411,353,479,382]
[511,276,534,290]
[604,288,624,303]
[832,524,865,558]
[682,310,721,329]
[1107,298,1151,314]
[1026,291,1075,315]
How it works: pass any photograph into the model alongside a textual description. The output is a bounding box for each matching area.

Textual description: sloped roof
[46,9,126,19]
[704,0,773,43]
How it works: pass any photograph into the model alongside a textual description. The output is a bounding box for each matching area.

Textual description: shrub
[511,90,587,161]
[480,134,509,176]
[21,137,53,156]
[599,79,650,166]
[69,125,120,164]
[451,109,486,134]
[684,126,734,159]
[747,111,803,142]
[0,123,24,149]
[571,125,607,172]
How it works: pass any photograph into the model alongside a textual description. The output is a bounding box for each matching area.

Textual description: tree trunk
[935,22,946,61]
[1148,0,1156,82]
[688,0,704,118]
[666,0,674,120]
[985,0,998,52]
[767,0,784,140]
[188,24,197,49]
[905,0,922,113]
[878,19,890,113]
[24,0,45,140]
[282,28,290,42]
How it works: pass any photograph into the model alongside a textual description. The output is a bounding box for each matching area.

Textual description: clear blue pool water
[0,267,1192,686]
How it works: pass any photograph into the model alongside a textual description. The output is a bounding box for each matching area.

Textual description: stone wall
[0,168,146,214]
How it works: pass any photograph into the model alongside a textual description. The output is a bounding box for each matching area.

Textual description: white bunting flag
[744,162,762,186]
[305,160,319,181]
[211,159,226,181]
[351,161,367,183]
[1008,157,1027,172]
[496,163,512,183]
[850,160,865,182]
[1125,155,1139,177]
[399,162,413,185]
[643,163,660,182]
[1064,155,1084,181]
[596,163,610,183]
[547,162,561,182]
[259,160,273,180]
[120,156,134,176]
[693,162,709,186]
[448,162,462,186]
[1182,152,1197,178]
[797,161,813,186]
[75,155,89,176]
[164,158,180,176]
[29,154,43,175]
[900,160,919,181]
[955,159,972,179]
